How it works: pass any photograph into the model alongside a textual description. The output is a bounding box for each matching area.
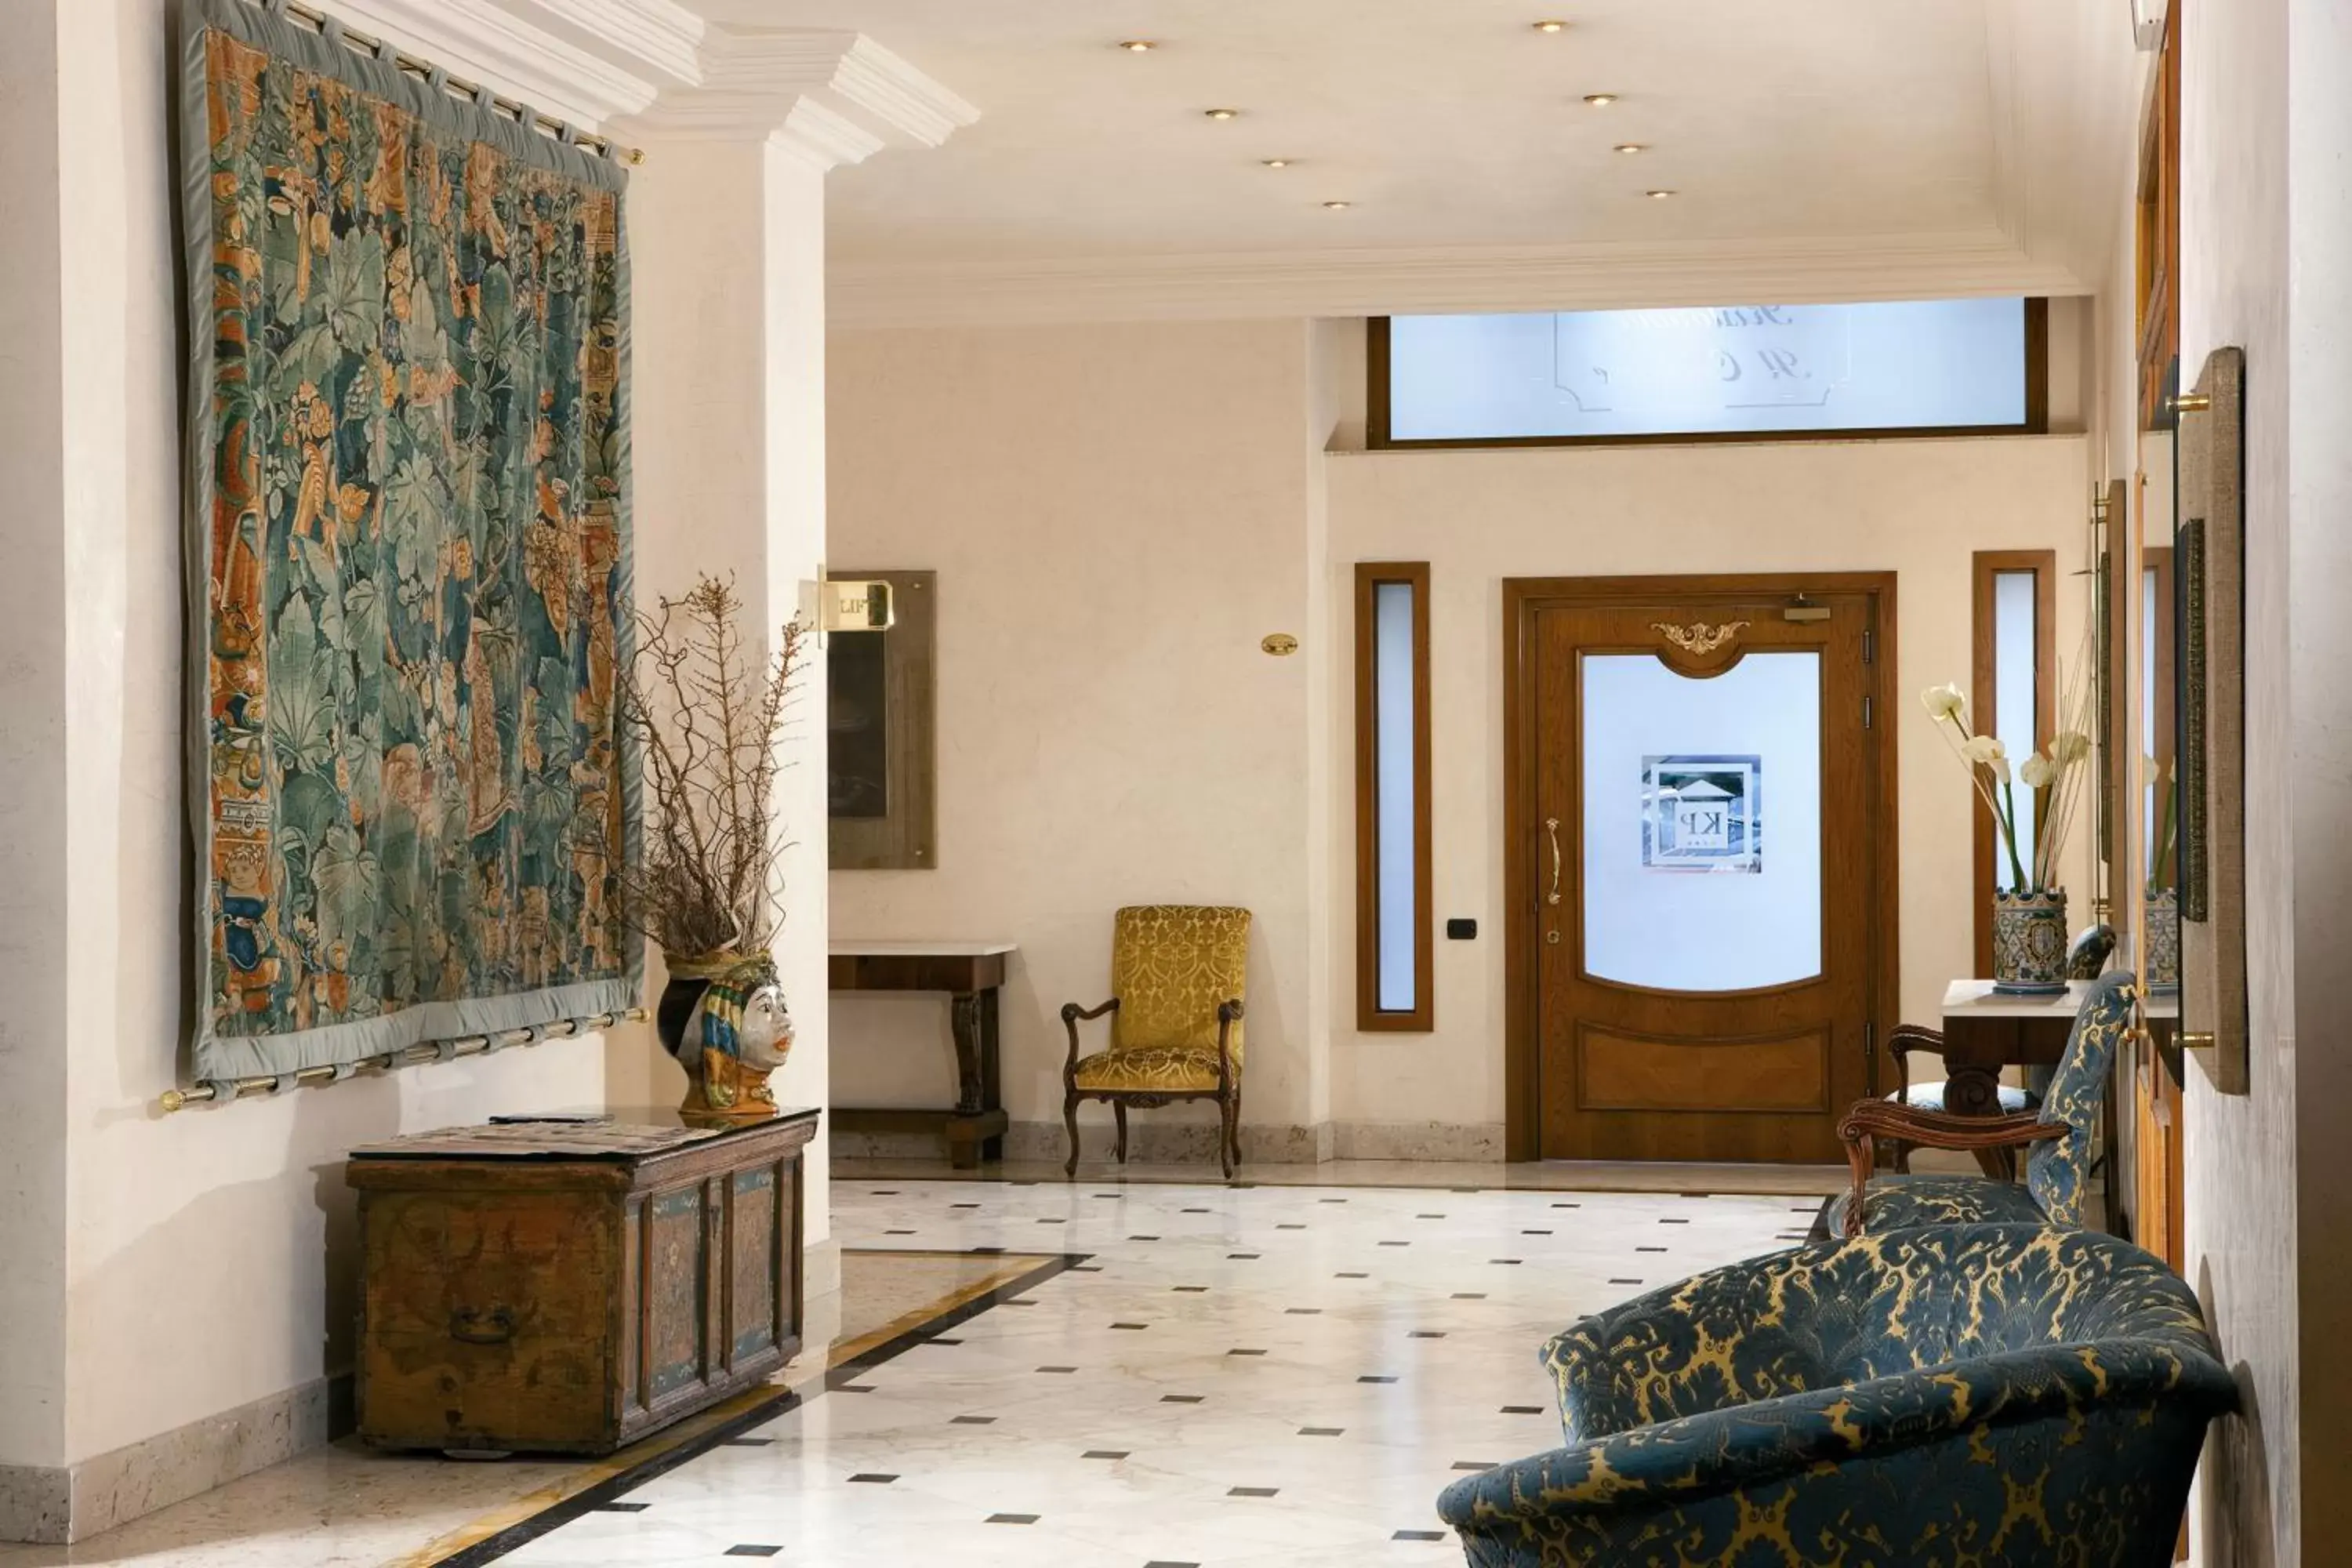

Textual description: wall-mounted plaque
[2176,347,2248,1094]
[828,569,937,869]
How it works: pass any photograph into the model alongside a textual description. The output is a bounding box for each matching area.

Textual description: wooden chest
[347,1107,819,1455]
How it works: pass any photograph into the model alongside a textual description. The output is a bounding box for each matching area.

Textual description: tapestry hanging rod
[263,0,646,165]
[159,1007,650,1111]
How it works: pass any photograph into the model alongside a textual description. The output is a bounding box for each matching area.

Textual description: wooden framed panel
[1355,563,1435,1031]
[1969,550,2058,974]
[829,569,937,869]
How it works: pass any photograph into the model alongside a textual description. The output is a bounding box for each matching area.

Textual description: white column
[617,35,974,1301]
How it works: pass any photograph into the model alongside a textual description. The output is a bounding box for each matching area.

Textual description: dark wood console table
[1939,979,2122,1228]
[829,942,1014,1170]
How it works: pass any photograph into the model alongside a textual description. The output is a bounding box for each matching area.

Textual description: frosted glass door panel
[1581,652,1824,991]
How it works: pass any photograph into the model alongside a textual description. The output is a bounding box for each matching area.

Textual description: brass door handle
[2181,1032,2216,1053]
[1544,818,1563,906]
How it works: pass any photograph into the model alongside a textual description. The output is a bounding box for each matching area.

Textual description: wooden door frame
[1501,572,1901,1162]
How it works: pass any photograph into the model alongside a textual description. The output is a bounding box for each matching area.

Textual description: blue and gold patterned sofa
[1437,1225,2234,1566]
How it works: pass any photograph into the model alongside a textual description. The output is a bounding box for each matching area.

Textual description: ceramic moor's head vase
[657,950,794,1120]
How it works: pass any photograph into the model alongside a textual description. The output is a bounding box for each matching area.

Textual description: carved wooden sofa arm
[1836,1101,2066,1236]
[1061,997,1121,1076]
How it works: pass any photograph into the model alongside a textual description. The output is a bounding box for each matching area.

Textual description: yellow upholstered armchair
[1062,906,1251,1180]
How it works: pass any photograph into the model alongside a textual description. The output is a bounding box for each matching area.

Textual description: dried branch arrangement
[619,575,809,961]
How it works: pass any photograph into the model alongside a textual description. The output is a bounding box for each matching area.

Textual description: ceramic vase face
[657,953,795,1120]
[1992,889,2070,994]
[2145,887,2181,993]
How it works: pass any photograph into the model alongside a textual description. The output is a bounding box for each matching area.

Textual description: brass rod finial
[2170,392,2212,413]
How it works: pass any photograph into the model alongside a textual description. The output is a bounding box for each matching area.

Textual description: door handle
[1544,818,1563,906]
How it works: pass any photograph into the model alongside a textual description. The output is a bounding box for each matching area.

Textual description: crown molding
[500,0,706,90]
[327,0,662,129]
[625,27,979,164]
[826,230,2095,329]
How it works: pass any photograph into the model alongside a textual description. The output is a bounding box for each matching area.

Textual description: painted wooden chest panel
[347,1108,818,1454]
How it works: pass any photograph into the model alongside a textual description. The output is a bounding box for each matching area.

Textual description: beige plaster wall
[827,319,2094,1148]
[826,321,1326,1142]
[1324,433,2094,1133]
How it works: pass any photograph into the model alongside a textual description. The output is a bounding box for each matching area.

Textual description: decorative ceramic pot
[1991,888,2070,994]
[2145,886,2181,995]
[655,949,796,1120]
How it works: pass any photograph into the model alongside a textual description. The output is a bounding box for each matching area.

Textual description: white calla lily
[2020,753,2057,789]
[1920,684,1967,722]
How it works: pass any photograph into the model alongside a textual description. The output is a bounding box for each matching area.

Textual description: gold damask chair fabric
[1062,906,1250,1179]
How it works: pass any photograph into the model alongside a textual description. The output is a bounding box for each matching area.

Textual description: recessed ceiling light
[1613,143,1649,154]
[1323,200,1352,210]
[1262,158,1295,169]
[1532,20,1567,32]
[1117,39,1156,52]
[1645,188,1676,199]
[1584,93,1620,107]
[1203,107,1240,121]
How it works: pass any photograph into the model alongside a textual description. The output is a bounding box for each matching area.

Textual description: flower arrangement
[1920,660,2095,897]
[618,575,810,963]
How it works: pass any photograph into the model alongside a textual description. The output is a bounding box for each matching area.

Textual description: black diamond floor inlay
[1337,1271,1370,1278]
[1084,1450,1129,1460]
[1503,1405,1545,1414]
[1038,1366,1078,1374]
[1163,1394,1204,1403]
[1452,1461,1497,1472]
[724,1548,782,1559]
[952,1415,996,1425]
[1299,1426,1345,1436]
[1452,1292,1486,1300]
[1396,1529,1448,1541]
[987,1512,1039,1524]
[1359,1374,1399,1384]
[1229,1486,1279,1497]
[1111,1322,1149,1330]
[848,1473,898,1484]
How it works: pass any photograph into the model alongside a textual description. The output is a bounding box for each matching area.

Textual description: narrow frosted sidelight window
[1969,551,2055,970]
[1356,564,1432,1029]
[1992,570,2041,887]
[1374,583,1417,1010]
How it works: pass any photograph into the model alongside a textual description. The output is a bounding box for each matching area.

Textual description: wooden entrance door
[1504,575,1895,1163]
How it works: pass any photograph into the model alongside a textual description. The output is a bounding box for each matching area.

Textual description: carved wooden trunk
[347,1108,819,1455]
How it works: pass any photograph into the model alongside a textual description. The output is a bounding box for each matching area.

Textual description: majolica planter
[2145,887,2180,995]
[655,949,796,1120]
[1991,889,2070,994]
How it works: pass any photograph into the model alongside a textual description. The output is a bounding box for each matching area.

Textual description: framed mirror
[827,568,938,870]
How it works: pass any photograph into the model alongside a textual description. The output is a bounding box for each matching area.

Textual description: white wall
[827,318,2094,1153]
[827,321,1329,1152]
[1326,434,2093,1134]
[12,2,616,1512]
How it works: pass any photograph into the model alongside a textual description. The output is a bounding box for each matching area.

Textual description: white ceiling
[677,0,2002,263]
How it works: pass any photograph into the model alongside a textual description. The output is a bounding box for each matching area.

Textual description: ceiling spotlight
[1533,19,1567,32]
[1117,39,1156,52]
[1645,188,1676,199]
[1262,158,1296,169]
[1323,200,1353,210]
[1583,93,1620,107]
[1204,107,1240,121]
[1613,143,1649,154]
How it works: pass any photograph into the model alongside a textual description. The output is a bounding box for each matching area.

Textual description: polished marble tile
[0,1176,1808,1567]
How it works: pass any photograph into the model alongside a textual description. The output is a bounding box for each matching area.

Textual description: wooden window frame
[1367,300,2049,451]
[1355,562,1435,1032]
[1969,550,2058,973]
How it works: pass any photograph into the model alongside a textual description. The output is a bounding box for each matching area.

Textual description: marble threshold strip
[158,1007,651,1112]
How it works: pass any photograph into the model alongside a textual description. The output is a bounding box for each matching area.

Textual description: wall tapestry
[180,0,639,1085]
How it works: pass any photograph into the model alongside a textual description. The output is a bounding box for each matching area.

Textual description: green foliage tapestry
[181,0,640,1084]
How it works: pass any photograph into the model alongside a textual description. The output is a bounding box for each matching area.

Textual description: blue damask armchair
[1437,1225,2234,1567]
[1829,970,2136,1236]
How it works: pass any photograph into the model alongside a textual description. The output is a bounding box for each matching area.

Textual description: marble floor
[1,1174,1828,1567]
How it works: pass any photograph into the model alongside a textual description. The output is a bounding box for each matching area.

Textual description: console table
[1939,979,2123,1225]
[829,942,1015,1169]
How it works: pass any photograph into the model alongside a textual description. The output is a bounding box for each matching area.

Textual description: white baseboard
[0,1373,336,1544]
[833,1118,1504,1167]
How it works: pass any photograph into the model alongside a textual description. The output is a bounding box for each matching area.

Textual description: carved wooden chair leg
[1113,1101,1129,1163]
[1221,1091,1239,1181]
[1062,1088,1081,1178]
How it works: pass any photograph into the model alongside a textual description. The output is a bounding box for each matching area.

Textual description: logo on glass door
[1642,755,1763,873]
